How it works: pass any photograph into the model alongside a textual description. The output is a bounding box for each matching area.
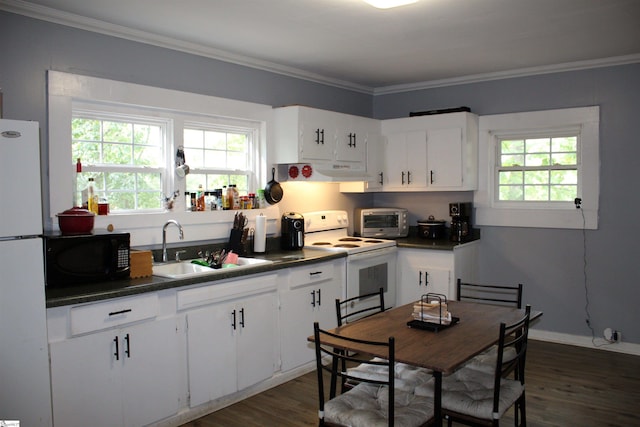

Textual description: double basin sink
[153,257,273,279]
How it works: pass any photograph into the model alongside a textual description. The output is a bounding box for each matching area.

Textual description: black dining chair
[313,322,434,427]
[457,279,524,373]
[415,305,531,427]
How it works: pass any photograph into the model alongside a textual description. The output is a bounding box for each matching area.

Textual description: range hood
[276,163,369,182]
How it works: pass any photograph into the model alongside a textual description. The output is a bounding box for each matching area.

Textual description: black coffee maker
[449,202,472,242]
[281,212,305,250]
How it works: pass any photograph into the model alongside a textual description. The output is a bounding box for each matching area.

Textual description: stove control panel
[303,210,349,233]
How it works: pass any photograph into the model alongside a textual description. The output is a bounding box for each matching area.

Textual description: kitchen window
[72,112,167,212]
[48,71,271,242]
[474,106,599,229]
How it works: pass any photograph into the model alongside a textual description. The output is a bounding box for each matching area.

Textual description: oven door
[345,246,397,320]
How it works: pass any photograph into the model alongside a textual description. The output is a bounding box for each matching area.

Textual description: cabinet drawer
[70,293,159,336]
[289,262,336,289]
[177,274,277,310]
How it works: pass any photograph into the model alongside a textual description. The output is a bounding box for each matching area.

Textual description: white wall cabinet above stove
[272,105,378,171]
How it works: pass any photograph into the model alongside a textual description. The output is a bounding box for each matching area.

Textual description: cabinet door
[405,131,429,189]
[397,249,453,306]
[121,318,180,427]
[384,133,409,188]
[280,262,342,372]
[236,291,278,390]
[300,108,335,161]
[336,116,368,164]
[187,302,237,407]
[50,330,123,427]
[427,127,463,188]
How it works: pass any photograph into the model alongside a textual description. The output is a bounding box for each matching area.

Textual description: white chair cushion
[463,345,518,374]
[414,367,523,420]
[325,383,434,427]
[347,359,433,392]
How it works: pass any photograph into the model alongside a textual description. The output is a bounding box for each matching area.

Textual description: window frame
[474,106,599,229]
[47,71,272,243]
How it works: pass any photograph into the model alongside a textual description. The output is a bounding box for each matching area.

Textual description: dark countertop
[395,227,481,250]
[45,249,345,308]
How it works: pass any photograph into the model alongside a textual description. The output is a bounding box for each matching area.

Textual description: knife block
[226,228,247,256]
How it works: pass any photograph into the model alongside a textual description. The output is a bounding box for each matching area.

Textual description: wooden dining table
[309,300,542,425]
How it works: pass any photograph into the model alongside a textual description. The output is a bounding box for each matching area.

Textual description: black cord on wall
[579,201,612,347]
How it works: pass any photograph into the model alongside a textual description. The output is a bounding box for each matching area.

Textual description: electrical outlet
[604,328,621,343]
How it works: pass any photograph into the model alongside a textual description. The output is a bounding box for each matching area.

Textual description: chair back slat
[335,287,385,326]
[457,279,523,308]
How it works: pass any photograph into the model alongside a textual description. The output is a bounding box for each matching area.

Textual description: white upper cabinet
[272,106,375,170]
[380,111,478,192]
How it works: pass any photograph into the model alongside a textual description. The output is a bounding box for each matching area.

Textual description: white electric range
[302,210,397,316]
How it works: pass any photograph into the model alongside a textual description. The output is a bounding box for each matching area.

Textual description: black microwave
[44,232,130,287]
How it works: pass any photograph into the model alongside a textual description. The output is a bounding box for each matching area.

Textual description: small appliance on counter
[43,231,131,286]
[417,216,447,240]
[449,202,472,242]
[281,212,304,250]
[354,208,409,238]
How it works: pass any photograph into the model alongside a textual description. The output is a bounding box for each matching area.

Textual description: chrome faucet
[162,220,184,263]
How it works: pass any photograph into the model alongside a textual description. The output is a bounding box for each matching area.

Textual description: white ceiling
[5,0,640,93]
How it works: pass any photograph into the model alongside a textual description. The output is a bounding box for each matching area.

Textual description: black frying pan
[264,167,283,204]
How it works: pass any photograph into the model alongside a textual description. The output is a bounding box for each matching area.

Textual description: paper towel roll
[253,214,266,253]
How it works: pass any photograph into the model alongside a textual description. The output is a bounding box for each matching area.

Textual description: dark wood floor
[179,340,640,427]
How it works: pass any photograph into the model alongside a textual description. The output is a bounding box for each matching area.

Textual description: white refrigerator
[0,119,53,426]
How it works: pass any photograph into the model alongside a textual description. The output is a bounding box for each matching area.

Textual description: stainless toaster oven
[354,208,408,238]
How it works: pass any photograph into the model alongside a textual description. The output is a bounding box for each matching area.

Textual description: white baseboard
[529,329,640,356]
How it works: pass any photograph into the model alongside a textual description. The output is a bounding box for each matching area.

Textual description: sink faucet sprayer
[162,220,184,262]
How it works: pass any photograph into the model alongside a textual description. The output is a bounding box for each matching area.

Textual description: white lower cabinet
[396,243,478,306]
[279,259,344,372]
[49,315,180,427]
[182,274,279,408]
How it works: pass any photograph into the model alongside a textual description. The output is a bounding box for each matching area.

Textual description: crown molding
[1,0,374,94]
[3,0,639,97]
[373,53,640,95]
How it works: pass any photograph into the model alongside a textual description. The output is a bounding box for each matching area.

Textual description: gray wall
[374,65,640,343]
[2,11,639,345]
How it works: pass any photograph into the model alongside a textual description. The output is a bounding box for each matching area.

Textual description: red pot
[57,207,95,234]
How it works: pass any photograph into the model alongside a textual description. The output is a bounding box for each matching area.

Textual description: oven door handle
[346,246,397,261]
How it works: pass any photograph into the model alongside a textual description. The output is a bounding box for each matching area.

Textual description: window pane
[550,170,577,184]
[524,185,549,201]
[184,129,204,148]
[106,172,135,190]
[501,154,523,167]
[525,153,550,166]
[526,138,550,153]
[103,143,131,164]
[228,151,247,169]
[501,140,523,154]
[134,145,162,166]
[185,147,205,168]
[137,173,161,191]
[205,131,226,150]
[73,141,101,164]
[524,170,549,185]
[551,152,577,165]
[72,118,101,141]
[550,185,577,201]
[499,171,523,185]
[552,136,577,152]
[499,185,523,201]
[103,121,132,143]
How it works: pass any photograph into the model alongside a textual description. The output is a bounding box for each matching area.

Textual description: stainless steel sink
[153,257,273,279]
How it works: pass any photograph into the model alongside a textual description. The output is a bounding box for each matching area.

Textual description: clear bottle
[222,186,229,210]
[87,178,98,214]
